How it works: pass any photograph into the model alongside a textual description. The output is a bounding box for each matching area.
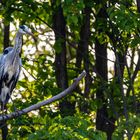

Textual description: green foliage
[107,4,139,32]
[28,115,106,140]
[54,38,65,53]
[0,0,140,139]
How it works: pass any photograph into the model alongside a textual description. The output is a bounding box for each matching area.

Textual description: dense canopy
[0,0,140,140]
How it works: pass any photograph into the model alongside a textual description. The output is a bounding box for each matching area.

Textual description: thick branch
[0,71,86,121]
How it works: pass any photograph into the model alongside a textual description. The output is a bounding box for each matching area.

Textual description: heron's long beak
[25,30,37,41]
[25,30,34,37]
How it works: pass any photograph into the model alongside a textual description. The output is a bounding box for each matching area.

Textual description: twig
[0,70,86,121]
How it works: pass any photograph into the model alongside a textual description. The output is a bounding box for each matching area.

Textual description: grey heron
[0,25,34,110]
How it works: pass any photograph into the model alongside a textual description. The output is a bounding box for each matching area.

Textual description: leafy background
[0,0,140,139]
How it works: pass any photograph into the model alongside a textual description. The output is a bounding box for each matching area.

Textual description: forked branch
[0,70,86,121]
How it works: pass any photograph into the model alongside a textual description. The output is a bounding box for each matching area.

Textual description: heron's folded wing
[10,59,22,93]
[0,55,4,80]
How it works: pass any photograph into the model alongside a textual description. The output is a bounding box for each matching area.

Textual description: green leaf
[53,38,64,53]
[131,37,140,48]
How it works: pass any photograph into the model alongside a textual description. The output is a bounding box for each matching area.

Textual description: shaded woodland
[0,0,140,140]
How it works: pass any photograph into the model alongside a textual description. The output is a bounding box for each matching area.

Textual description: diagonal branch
[0,71,86,121]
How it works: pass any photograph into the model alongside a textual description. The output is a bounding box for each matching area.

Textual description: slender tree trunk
[136,0,140,12]
[75,5,92,113]
[114,49,126,78]
[76,5,91,98]
[95,2,115,139]
[82,6,91,98]
[0,121,8,140]
[52,2,75,116]
[0,22,10,140]
[4,23,10,49]
[53,6,68,89]
[53,5,68,90]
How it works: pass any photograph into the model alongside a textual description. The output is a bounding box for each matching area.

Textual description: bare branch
[115,52,131,140]
[126,50,140,96]
[0,71,86,121]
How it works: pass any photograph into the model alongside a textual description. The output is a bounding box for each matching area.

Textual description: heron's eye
[3,50,9,55]
[19,25,25,30]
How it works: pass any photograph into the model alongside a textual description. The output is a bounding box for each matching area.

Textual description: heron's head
[19,25,34,36]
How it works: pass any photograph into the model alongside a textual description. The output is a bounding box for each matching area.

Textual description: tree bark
[3,24,10,50]
[82,6,92,97]
[52,5,68,90]
[0,22,10,140]
[95,2,115,139]
[0,121,8,140]
[52,2,75,116]
[136,0,140,12]
[76,5,92,99]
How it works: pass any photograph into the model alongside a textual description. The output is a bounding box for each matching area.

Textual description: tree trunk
[76,6,91,95]
[0,22,10,140]
[4,23,10,50]
[136,0,140,12]
[95,3,115,139]
[53,5,68,90]
[52,2,75,116]
[75,5,92,113]
[0,121,8,140]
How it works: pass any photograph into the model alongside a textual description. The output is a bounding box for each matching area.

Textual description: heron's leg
[1,103,4,112]
[1,102,6,115]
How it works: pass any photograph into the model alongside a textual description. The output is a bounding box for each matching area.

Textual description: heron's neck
[11,31,23,65]
[14,31,23,53]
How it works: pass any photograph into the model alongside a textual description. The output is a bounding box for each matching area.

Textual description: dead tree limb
[0,70,86,121]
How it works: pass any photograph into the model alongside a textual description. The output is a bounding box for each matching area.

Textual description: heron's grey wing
[10,66,21,92]
[0,54,4,78]
[0,55,4,87]
[5,59,22,103]
[0,55,6,107]
[11,58,22,91]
